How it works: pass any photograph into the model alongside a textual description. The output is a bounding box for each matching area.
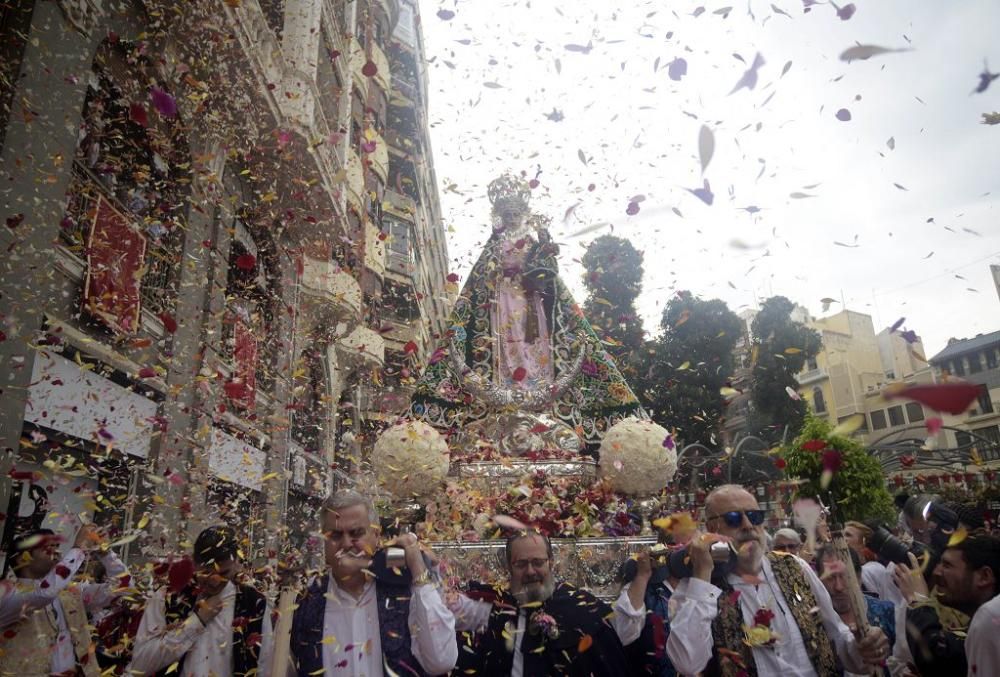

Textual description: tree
[748,296,822,443]
[637,291,742,448]
[580,235,646,376]
[781,416,895,524]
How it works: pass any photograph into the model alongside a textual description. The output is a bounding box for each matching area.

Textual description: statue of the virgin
[410,174,645,455]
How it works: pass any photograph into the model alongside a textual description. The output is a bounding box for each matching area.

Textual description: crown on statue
[487,174,532,217]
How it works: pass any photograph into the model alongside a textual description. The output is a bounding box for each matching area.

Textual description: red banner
[83,196,147,333]
[229,319,258,410]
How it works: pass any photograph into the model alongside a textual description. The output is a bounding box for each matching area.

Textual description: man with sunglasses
[448,529,637,675]
[666,484,889,676]
[771,528,803,556]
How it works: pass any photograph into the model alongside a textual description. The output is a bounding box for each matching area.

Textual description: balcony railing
[795,367,828,385]
[63,161,181,317]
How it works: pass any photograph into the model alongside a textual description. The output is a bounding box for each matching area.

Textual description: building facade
[0,0,449,564]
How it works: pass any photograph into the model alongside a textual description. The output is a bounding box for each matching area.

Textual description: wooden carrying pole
[271,586,296,675]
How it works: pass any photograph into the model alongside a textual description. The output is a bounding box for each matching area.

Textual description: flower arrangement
[598,417,677,496]
[372,420,450,498]
[417,471,641,541]
[528,609,560,640]
[744,607,779,648]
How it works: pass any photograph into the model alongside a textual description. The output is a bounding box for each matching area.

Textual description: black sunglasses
[707,510,766,528]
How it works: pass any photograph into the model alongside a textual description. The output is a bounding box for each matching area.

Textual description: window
[986,350,998,370]
[386,217,411,258]
[394,3,416,44]
[870,410,887,431]
[812,387,826,414]
[968,353,983,374]
[806,357,818,371]
[905,402,924,423]
[975,425,1000,446]
[887,405,905,427]
[956,430,972,449]
[976,385,994,414]
[952,358,965,376]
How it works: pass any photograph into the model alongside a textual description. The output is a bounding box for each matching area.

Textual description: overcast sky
[417,0,1000,358]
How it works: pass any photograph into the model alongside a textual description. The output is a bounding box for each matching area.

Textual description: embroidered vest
[156,583,266,677]
[456,581,629,677]
[706,554,839,677]
[289,572,426,677]
[0,585,100,677]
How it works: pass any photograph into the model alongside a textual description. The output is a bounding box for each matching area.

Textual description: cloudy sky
[416,0,1000,358]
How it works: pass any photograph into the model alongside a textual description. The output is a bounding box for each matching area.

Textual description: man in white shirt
[447,529,642,675]
[0,524,130,677]
[287,490,457,676]
[665,484,888,676]
[129,525,274,676]
[966,591,1000,677]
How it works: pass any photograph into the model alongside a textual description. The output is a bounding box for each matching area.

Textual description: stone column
[0,2,101,540]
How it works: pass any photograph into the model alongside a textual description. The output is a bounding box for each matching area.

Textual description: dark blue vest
[289,553,427,677]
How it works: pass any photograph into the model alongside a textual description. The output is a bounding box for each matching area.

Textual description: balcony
[391,71,420,106]
[346,147,364,210]
[299,257,362,327]
[795,367,828,385]
[350,36,390,96]
[364,222,386,276]
[367,129,389,183]
[384,189,416,220]
[337,325,385,368]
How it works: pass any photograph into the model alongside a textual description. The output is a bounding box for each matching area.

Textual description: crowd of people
[0,484,997,676]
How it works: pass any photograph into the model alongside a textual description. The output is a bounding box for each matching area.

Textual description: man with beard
[287,490,457,676]
[448,529,640,675]
[893,532,1000,676]
[666,485,888,676]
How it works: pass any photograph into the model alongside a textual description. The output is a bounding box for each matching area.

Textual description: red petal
[138,367,156,378]
[361,61,378,77]
[885,382,982,415]
[235,253,256,270]
[446,272,460,283]
[403,341,418,355]
[159,313,178,333]
[512,367,527,382]
[129,102,148,127]
[167,558,194,593]
[54,564,72,578]
[801,439,827,452]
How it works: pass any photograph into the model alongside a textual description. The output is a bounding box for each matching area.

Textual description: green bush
[781,415,895,524]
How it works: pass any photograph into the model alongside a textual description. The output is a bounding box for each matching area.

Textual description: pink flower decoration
[150,87,177,118]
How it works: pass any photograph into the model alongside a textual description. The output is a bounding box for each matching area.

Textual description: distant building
[928,331,1000,451]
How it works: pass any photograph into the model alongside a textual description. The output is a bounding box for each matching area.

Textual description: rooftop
[929,329,1000,363]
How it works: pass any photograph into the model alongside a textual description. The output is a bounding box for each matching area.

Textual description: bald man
[666,484,888,677]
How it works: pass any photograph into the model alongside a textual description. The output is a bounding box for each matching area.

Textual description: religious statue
[411,173,645,456]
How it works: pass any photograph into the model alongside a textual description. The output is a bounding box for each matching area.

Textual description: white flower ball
[373,420,450,498]
[598,417,677,496]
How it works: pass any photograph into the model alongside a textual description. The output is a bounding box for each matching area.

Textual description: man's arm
[444,590,493,633]
[0,547,87,628]
[79,550,130,612]
[408,584,459,675]
[663,577,721,674]
[256,599,275,677]
[611,585,645,646]
[127,588,207,675]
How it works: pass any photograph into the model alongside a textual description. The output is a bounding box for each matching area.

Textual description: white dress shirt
[666,556,868,676]
[449,585,644,677]
[0,547,127,674]
[312,574,457,677]
[966,594,1000,677]
[129,581,274,677]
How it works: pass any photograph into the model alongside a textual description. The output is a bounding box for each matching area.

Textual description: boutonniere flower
[528,610,560,641]
[743,607,780,648]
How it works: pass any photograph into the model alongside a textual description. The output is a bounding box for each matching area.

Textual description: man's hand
[892,553,929,603]
[688,531,726,582]
[391,533,427,579]
[194,593,224,626]
[73,523,102,551]
[856,626,890,666]
[627,549,654,611]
